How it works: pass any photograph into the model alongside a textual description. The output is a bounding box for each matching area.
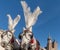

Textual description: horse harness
[22,29,33,40]
[1,30,14,48]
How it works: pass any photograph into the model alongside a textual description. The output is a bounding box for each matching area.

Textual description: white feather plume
[7,14,20,32]
[13,15,20,29]
[7,14,13,30]
[21,1,42,29]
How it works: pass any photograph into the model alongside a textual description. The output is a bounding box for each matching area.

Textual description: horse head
[1,14,20,48]
[19,1,42,50]
[19,27,33,49]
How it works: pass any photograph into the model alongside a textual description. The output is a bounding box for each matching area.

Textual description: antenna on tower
[48,32,51,40]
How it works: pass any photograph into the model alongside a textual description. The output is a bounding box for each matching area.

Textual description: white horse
[19,27,33,50]
[19,1,42,50]
[0,14,20,50]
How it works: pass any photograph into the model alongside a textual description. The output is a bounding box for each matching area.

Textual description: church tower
[47,35,52,50]
[46,34,57,50]
[33,33,58,50]
[52,40,57,50]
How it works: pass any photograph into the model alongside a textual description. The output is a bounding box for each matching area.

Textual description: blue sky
[0,0,60,50]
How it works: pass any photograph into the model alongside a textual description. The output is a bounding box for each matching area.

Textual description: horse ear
[13,15,21,29]
[7,14,13,30]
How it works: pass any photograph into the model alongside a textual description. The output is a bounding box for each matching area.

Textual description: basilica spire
[48,33,51,41]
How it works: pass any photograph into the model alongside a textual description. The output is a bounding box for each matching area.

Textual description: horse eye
[9,35,11,36]
[29,34,31,36]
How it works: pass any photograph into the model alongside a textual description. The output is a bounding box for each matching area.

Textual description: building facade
[40,36,57,50]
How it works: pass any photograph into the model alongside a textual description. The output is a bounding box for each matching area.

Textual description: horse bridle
[1,30,13,38]
[23,29,33,40]
[1,30,14,48]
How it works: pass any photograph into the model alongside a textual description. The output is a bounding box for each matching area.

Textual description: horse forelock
[6,30,13,34]
[24,29,32,34]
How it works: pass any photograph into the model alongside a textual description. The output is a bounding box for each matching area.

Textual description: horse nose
[1,42,6,48]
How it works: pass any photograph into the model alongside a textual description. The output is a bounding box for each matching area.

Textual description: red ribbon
[30,39,34,44]
[10,37,14,43]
